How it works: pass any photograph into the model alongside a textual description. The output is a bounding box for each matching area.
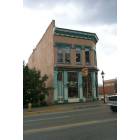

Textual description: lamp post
[101,71,105,103]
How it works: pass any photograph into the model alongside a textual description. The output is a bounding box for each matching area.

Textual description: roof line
[55,27,99,41]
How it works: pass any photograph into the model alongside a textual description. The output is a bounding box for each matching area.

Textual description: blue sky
[23,0,117,84]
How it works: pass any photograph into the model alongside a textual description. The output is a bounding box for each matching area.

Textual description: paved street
[24,104,117,140]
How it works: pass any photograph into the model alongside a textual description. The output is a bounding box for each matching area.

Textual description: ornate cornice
[54,27,99,43]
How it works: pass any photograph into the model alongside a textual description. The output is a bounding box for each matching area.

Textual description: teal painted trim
[81,46,85,50]
[64,100,68,103]
[58,77,64,102]
[95,73,99,98]
[74,45,82,48]
[84,46,91,50]
[54,67,58,71]
[54,71,58,101]
[79,99,84,103]
[92,97,97,101]
[74,45,91,50]
[55,42,72,48]
[94,50,97,66]
[78,72,83,100]
[91,72,97,100]
[55,27,98,43]
[64,71,68,101]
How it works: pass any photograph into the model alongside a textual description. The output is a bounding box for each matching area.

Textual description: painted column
[91,72,97,101]
[95,73,99,99]
[57,71,64,103]
[54,70,58,103]
[78,72,84,102]
[64,71,68,103]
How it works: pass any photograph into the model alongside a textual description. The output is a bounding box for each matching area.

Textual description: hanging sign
[81,67,88,77]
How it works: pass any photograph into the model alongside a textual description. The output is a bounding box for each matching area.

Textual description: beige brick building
[28,20,99,104]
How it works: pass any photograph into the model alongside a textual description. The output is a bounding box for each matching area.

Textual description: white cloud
[23,4,117,84]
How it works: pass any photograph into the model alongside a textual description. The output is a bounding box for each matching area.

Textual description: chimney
[51,20,55,27]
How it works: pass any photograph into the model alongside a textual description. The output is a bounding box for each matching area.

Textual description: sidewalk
[23,100,105,116]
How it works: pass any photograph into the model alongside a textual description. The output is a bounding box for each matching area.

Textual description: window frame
[64,47,71,64]
[57,48,64,63]
[55,43,71,64]
[85,48,90,64]
[76,47,82,64]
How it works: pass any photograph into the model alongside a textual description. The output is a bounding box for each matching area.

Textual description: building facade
[28,20,99,104]
[98,79,117,100]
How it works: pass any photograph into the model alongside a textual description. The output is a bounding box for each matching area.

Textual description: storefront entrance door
[67,72,78,98]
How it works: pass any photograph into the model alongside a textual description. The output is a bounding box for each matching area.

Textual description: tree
[23,62,48,107]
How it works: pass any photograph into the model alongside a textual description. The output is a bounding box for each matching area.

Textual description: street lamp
[101,71,105,103]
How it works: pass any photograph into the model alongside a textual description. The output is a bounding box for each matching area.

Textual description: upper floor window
[56,43,71,64]
[85,48,90,64]
[64,48,70,64]
[57,49,63,63]
[94,50,97,65]
[76,48,81,64]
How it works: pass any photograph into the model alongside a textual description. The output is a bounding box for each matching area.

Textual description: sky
[23,0,117,84]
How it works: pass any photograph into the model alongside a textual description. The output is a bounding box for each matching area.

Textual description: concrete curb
[24,101,104,116]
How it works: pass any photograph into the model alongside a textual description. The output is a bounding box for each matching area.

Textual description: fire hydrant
[28,102,32,112]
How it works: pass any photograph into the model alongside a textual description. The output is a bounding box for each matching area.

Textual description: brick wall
[28,20,55,87]
[54,35,96,67]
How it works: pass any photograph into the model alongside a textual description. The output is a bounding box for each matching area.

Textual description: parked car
[106,95,117,112]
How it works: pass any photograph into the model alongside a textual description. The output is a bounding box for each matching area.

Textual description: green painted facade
[55,27,99,43]
[53,70,98,103]
[53,27,99,104]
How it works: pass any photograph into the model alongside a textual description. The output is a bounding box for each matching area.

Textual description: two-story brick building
[28,20,99,104]
[98,78,117,100]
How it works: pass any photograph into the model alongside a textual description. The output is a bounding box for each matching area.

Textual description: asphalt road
[24,105,117,140]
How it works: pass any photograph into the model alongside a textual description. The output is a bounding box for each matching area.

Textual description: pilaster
[91,72,97,101]
[64,71,68,103]
[54,70,58,102]
[78,72,83,102]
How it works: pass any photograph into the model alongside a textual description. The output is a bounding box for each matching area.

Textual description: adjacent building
[98,78,117,100]
[28,20,99,104]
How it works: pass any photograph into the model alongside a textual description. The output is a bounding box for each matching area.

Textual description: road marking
[24,115,70,123]
[24,118,117,135]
